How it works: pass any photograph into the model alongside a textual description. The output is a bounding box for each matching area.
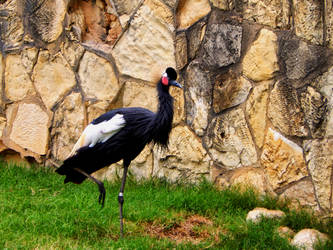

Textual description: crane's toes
[98,182,106,208]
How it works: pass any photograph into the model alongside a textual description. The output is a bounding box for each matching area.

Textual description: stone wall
[0,0,332,214]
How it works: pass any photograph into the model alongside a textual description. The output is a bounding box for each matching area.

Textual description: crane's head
[161,67,182,88]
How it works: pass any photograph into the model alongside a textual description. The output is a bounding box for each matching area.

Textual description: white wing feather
[67,114,126,158]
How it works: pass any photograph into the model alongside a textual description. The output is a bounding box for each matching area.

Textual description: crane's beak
[169,80,182,89]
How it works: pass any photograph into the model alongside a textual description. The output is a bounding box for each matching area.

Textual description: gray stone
[0,0,25,49]
[280,179,319,211]
[304,138,333,212]
[279,37,326,85]
[187,20,207,60]
[185,60,212,136]
[300,87,328,138]
[112,0,142,16]
[268,80,309,137]
[21,0,67,43]
[199,22,242,69]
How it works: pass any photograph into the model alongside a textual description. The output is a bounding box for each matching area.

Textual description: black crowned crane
[56,67,182,237]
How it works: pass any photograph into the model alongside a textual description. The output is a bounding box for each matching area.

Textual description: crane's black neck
[151,81,174,147]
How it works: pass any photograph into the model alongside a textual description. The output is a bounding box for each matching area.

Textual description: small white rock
[246,207,285,223]
[291,229,329,250]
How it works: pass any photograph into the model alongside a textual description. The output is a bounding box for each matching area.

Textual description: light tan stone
[205,108,257,169]
[123,81,158,112]
[5,100,50,156]
[175,32,188,70]
[113,2,175,82]
[153,126,210,182]
[294,0,323,45]
[176,0,211,30]
[246,82,270,148]
[216,167,275,196]
[261,128,308,190]
[51,92,85,161]
[5,54,36,101]
[87,101,109,124]
[170,85,185,125]
[304,138,333,211]
[281,179,319,211]
[21,48,39,73]
[0,117,7,139]
[0,116,8,153]
[79,51,120,103]
[242,29,279,81]
[61,40,85,69]
[32,51,76,109]
[243,0,290,28]
[246,208,285,223]
[291,229,329,250]
[145,0,173,26]
[268,80,309,137]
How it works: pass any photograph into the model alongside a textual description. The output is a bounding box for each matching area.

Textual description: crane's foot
[73,168,106,208]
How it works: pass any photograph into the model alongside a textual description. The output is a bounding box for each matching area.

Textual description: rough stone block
[268,80,309,137]
[213,70,252,113]
[32,51,76,110]
[243,29,279,81]
[79,51,120,103]
[261,128,308,190]
[205,108,257,169]
[176,0,211,30]
[304,138,333,211]
[200,22,242,69]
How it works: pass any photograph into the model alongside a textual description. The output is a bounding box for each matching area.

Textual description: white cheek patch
[68,114,126,157]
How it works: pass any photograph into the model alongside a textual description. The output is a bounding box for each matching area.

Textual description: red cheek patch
[162,76,169,85]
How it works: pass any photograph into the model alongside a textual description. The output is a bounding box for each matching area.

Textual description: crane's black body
[56,67,181,237]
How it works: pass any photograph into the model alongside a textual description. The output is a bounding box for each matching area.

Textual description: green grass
[0,162,332,249]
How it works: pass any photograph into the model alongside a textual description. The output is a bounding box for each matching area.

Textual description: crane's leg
[118,161,129,238]
[74,168,106,207]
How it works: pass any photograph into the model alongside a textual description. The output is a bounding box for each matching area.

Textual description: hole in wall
[67,0,122,46]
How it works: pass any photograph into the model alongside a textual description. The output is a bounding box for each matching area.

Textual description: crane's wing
[67,113,126,158]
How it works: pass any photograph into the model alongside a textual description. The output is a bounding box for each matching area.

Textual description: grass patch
[0,162,332,249]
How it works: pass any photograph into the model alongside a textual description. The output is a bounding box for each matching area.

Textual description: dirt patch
[144,215,219,244]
